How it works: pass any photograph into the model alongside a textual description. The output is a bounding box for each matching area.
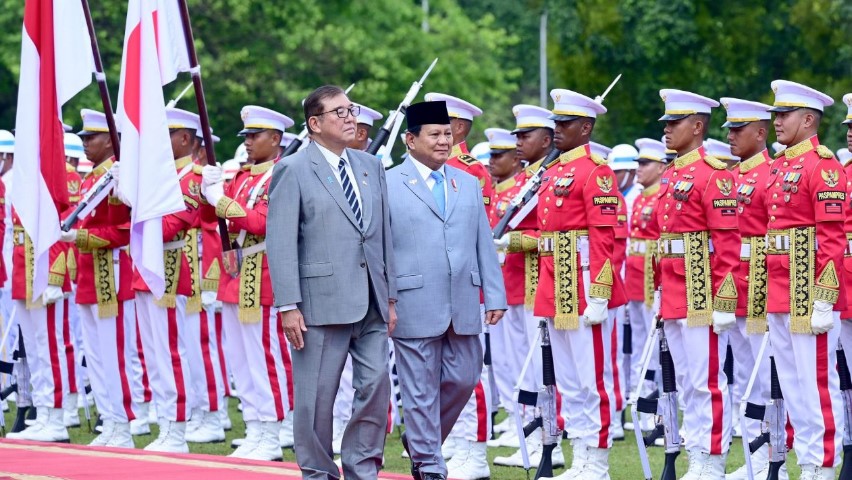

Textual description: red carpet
[0,439,410,479]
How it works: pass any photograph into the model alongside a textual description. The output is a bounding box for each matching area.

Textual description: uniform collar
[251,160,275,175]
[525,157,544,176]
[784,135,819,159]
[88,157,114,178]
[559,144,591,164]
[495,176,516,193]
[450,141,469,158]
[673,146,704,170]
[642,183,660,197]
[65,163,76,173]
[174,155,193,170]
[738,149,770,173]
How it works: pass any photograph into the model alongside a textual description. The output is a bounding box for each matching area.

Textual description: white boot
[487,425,520,448]
[725,445,768,480]
[230,420,261,457]
[185,410,225,443]
[186,407,203,434]
[493,434,565,469]
[679,450,706,480]
[446,439,490,480]
[493,416,512,434]
[144,421,189,453]
[569,445,610,480]
[441,434,459,460]
[752,459,788,480]
[89,419,115,446]
[279,414,294,448]
[611,416,624,441]
[219,406,232,430]
[63,393,80,427]
[697,453,726,479]
[799,465,834,480]
[147,403,158,425]
[130,403,151,436]
[541,439,590,479]
[237,421,284,461]
[105,422,135,448]
[7,407,69,443]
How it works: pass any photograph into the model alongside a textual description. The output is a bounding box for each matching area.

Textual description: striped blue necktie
[338,158,362,227]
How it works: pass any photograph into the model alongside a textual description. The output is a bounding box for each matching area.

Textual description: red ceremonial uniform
[72,158,133,304]
[655,146,740,320]
[731,150,772,320]
[766,136,846,317]
[610,192,628,309]
[625,184,661,303]
[842,157,852,319]
[534,144,618,320]
[490,177,524,305]
[447,141,494,208]
[131,156,199,297]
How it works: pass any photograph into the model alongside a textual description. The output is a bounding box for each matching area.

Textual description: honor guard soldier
[202,106,293,461]
[623,138,667,433]
[656,89,741,477]
[492,105,568,470]
[718,97,774,479]
[57,109,139,447]
[607,144,642,214]
[424,93,494,207]
[534,88,618,480]
[347,103,383,152]
[129,108,204,453]
[765,81,844,480]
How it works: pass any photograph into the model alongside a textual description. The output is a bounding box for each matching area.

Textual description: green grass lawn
[2,399,813,479]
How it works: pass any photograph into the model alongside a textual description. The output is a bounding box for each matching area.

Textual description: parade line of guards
[2,78,852,480]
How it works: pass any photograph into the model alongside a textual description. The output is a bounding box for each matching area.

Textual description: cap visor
[658,113,690,121]
[238,127,267,136]
[722,120,750,128]
[490,148,514,155]
[636,157,665,164]
[548,114,582,122]
[843,119,852,125]
[76,130,100,137]
[511,126,537,134]
[767,105,799,113]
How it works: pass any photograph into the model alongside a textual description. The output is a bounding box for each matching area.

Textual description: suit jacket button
[360,262,366,268]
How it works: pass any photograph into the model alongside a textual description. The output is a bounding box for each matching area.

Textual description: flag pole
[175,0,231,252]
[80,0,120,160]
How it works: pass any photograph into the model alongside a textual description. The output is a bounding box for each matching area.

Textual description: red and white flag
[13,0,93,301]
[117,0,188,298]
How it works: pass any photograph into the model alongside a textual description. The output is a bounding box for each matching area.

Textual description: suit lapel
[309,143,360,230]
[444,166,460,220]
[347,149,372,230]
[401,158,443,220]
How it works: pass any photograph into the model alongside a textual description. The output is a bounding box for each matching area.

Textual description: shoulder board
[455,154,475,166]
[590,153,607,166]
[774,150,785,159]
[703,155,727,170]
[192,164,204,175]
[817,145,835,160]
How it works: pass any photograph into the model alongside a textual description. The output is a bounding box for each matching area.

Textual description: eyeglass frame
[313,105,361,119]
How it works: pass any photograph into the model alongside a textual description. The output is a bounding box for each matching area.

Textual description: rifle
[366,58,439,156]
[622,309,632,426]
[630,316,661,479]
[492,74,623,239]
[281,83,356,158]
[61,169,116,231]
[745,355,786,480]
[838,345,852,479]
[483,324,500,440]
[737,330,769,479]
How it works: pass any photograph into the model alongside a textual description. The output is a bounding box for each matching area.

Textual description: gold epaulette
[456,154,475,166]
[590,153,607,166]
[774,150,785,159]
[704,155,728,170]
[817,145,835,160]
[192,164,204,175]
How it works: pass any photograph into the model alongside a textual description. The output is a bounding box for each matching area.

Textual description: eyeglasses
[315,105,360,119]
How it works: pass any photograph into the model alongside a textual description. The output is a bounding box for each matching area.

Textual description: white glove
[110,162,120,183]
[583,297,609,326]
[712,310,736,334]
[204,181,224,206]
[202,165,223,187]
[811,300,835,335]
[493,234,510,250]
[201,291,218,310]
[60,229,77,243]
[41,285,64,306]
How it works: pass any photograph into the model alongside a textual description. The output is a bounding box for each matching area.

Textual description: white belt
[240,241,266,257]
[538,235,587,253]
[163,240,186,251]
[629,240,648,254]
[740,243,751,259]
[659,238,715,255]
[847,239,852,256]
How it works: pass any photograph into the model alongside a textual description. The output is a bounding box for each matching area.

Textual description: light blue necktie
[430,171,445,214]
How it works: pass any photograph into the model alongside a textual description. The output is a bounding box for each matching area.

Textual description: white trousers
[769,312,842,468]
[611,306,625,413]
[184,306,226,413]
[494,304,539,417]
[663,320,730,455]
[729,317,770,442]
[549,310,615,449]
[221,303,289,422]
[78,300,137,422]
[16,299,69,409]
[135,292,190,422]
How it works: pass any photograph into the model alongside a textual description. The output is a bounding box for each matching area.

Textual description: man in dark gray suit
[387,101,507,480]
[266,85,397,480]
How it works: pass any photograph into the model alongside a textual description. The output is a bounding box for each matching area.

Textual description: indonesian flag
[116,0,189,297]
[13,0,93,301]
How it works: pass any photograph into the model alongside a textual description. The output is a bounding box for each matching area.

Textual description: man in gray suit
[266,85,397,480]
[387,101,507,480]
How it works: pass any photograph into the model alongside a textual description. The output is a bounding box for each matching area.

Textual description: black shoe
[400,432,421,480]
[421,474,446,480]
